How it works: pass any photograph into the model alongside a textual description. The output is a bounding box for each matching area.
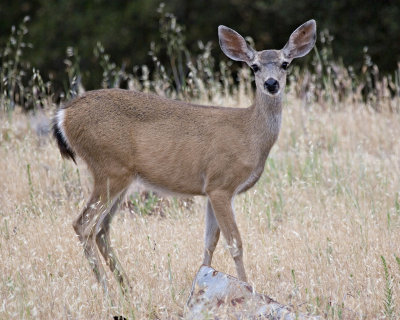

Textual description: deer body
[54,20,316,295]
[61,89,280,196]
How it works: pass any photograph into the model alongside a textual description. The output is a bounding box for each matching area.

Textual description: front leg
[203,199,220,266]
[208,190,247,282]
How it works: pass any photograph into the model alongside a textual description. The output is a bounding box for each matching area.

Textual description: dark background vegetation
[0,0,399,92]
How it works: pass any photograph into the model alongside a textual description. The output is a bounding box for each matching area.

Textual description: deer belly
[235,166,264,195]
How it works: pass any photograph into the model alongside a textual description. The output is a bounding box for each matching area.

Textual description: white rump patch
[55,109,71,147]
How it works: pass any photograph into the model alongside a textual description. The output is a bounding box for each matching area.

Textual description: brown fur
[63,89,279,196]
[55,20,316,294]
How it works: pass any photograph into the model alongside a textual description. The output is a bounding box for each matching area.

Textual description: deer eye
[250,64,260,72]
[281,62,289,70]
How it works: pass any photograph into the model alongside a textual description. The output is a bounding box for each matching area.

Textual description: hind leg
[73,175,131,295]
[73,192,109,294]
[96,190,131,294]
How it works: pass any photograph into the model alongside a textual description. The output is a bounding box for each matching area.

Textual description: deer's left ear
[282,20,316,59]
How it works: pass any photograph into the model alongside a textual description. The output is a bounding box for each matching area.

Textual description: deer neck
[254,90,282,118]
[249,90,283,155]
[253,90,282,133]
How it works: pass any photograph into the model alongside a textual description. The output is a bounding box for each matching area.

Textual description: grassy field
[1,93,400,319]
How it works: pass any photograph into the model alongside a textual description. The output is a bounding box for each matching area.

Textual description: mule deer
[53,20,316,294]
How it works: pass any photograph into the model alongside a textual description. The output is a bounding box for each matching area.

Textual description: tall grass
[1,7,400,320]
[2,97,400,319]
[1,6,399,113]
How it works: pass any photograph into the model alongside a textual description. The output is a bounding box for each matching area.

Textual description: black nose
[264,78,279,94]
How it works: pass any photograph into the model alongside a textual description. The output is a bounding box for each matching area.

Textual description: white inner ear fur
[283,21,316,59]
[219,26,256,63]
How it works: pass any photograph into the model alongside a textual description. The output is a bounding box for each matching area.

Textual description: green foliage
[0,4,399,113]
[0,16,31,111]
[1,0,399,93]
[381,255,395,319]
[128,191,160,216]
[0,16,53,112]
[94,41,127,89]
[64,47,82,99]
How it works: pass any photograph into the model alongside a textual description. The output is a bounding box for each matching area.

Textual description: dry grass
[1,95,400,319]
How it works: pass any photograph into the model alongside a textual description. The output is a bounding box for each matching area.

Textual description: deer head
[218,20,316,97]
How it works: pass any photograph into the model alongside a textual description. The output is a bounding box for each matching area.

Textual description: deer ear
[282,20,316,59]
[218,26,255,63]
